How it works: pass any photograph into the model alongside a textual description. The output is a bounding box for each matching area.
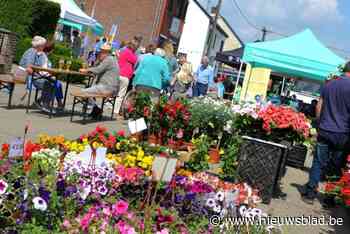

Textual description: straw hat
[100,43,112,52]
[32,36,47,48]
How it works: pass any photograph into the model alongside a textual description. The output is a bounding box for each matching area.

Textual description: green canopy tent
[242,29,345,82]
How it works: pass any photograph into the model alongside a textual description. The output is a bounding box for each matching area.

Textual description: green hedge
[0,0,33,37]
[0,0,60,38]
[28,0,61,38]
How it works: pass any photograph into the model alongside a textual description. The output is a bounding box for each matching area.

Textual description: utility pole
[261,27,267,41]
[205,0,223,55]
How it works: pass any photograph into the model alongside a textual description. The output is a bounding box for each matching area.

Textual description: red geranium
[117,130,125,137]
[341,187,350,197]
[143,106,150,117]
[324,182,337,193]
[24,140,41,161]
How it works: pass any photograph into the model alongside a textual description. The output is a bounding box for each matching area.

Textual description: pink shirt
[118,47,138,79]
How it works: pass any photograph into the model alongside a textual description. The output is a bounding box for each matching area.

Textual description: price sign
[9,137,24,158]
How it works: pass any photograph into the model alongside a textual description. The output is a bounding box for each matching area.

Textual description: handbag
[13,66,28,82]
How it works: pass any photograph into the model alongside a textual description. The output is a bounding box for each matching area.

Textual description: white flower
[97,185,108,196]
[206,198,216,208]
[213,204,222,213]
[215,191,225,202]
[0,179,8,195]
[23,189,28,200]
[32,197,47,211]
[79,185,91,200]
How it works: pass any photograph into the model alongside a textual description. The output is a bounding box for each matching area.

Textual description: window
[212,34,216,49]
[220,40,224,52]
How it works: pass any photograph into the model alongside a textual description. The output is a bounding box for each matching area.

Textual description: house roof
[218,15,244,46]
[192,0,228,38]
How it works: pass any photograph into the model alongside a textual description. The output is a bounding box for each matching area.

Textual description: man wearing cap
[80,43,120,118]
[302,61,350,204]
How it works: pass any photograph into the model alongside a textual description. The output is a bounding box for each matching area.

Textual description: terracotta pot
[148,134,158,145]
[130,132,142,142]
[209,148,220,164]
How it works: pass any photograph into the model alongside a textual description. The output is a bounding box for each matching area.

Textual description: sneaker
[301,193,316,205]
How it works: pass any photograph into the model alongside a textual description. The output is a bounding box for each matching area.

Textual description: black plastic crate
[287,144,307,169]
[237,136,288,204]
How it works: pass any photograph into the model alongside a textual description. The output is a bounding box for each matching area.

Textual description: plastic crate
[286,144,307,169]
[237,136,288,204]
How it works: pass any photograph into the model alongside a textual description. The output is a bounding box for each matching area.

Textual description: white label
[152,156,177,182]
[128,118,147,134]
[9,137,24,158]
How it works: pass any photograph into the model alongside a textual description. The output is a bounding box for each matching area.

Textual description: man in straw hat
[80,43,120,118]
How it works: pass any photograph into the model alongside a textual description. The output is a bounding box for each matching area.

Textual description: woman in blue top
[133,48,170,99]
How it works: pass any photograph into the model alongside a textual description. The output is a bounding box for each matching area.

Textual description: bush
[0,0,33,38]
[28,0,61,38]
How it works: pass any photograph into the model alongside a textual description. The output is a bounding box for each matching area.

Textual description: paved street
[0,82,349,234]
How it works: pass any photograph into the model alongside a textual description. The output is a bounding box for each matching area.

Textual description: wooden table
[29,66,94,116]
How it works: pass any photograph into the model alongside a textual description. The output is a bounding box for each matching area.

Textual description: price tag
[9,137,24,158]
[128,118,147,134]
[152,156,177,182]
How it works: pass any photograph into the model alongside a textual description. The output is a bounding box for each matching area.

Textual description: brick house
[79,0,189,46]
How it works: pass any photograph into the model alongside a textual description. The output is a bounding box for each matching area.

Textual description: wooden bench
[70,90,116,124]
[0,73,25,108]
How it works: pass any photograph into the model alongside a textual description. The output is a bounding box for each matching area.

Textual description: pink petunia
[113,200,129,215]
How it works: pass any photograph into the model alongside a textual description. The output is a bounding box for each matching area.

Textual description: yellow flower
[92,142,99,149]
[82,138,89,145]
[145,170,151,177]
[137,149,145,160]
[124,155,136,167]
[142,156,154,166]
[219,149,224,155]
[116,143,121,150]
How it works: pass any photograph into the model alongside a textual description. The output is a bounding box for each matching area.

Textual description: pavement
[0,82,349,234]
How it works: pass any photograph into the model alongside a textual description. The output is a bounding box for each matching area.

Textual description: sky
[197,0,350,59]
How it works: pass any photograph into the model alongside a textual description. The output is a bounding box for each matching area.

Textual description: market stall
[241,29,345,101]
[50,0,104,36]
[0,93,313,233]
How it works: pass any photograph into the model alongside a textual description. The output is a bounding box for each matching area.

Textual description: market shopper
[71,30,81,58]
[79,43,120,119]
[171,54,193,99]
[133,48,170,100]
[115,41,138,114]
[192,56,214,97]
[302,62,350,204]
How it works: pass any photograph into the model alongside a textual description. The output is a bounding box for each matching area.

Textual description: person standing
[193,56,214,97]
[171,54,193,99]
[72,30,82,58]
[302,61,350,204]
[115,41,138,114]
[133,48,170,100]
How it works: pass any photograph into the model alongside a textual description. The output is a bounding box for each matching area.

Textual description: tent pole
[281,76,286,96]
[233,60,243,103]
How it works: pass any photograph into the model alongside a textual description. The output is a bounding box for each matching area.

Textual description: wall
[177,0,210,71]
[82,0,163,44]
[207,29,227,64]
[217,17,242,51]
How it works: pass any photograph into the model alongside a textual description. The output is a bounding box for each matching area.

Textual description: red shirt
[118,47,138,79]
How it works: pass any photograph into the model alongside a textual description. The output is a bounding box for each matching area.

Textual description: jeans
[33,78,63,105]
[307,130,350,193]
[192,82,208,97]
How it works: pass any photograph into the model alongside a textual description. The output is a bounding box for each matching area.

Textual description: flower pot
[148,134,158,145]
[209,148,220,164]
[130,132,142,142]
